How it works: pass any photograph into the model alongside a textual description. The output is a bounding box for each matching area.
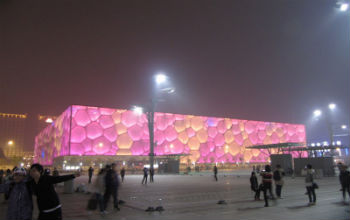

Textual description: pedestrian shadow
[286,204,310,210]
[332,201,350,206]
[228,199,260,205]
[237,206,265,211]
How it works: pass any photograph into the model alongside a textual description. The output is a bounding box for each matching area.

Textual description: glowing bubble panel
[34,106,71,165]
[34,105,307,165]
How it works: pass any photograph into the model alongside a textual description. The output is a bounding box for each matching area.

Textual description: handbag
[87,195,98,210]
[312,182,319,189]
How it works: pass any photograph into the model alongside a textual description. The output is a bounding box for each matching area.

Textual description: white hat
[13,167,26,175]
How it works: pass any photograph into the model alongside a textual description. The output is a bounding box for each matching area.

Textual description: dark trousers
[252,188,260,199]
[142,175,148,184]
[88,175,92,184]
[38,208,62,220]
[104,187,119,209]
[306,186,316,203]
[275,184,282,197]
[121,175,125,183]
[214,173,218,181]
[150,174,154,182]
[341,184,350,199]
[263,182,274,206]
[96,193,105,212]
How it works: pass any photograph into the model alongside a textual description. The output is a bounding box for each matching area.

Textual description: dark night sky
[0,0,349,146]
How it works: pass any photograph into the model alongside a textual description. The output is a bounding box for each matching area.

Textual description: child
[250,172,261,200]
[0,167,33,220]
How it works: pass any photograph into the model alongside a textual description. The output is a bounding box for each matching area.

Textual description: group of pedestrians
[0,163,80,220]
[250,164,316,207]
[141,167,155,184]
[249,163,350,207]
[91,163,121,215]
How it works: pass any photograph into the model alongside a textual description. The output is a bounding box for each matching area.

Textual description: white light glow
[311,143,315,147]
[341,125,347,129]
[132,106,143,115]
[155,73,167,84]
[316,142,321,147]
[144,164,159,169]
[340,3,349,11]
[336,141,342,146]
[328,103,336,110]
[313,109,322,117]
[8,140,14,146]
[45,118,53,123]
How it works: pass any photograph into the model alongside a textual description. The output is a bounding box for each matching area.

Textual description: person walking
[88,167,94,184]
[261,165,274,207]
[104,164,120,210]
[30,163,80,220]
[93,168,107,215]
[213,165,218,181]
[0,167,33,220]
[141,167,148,184]
[273,164,285,199]
[120,167,125,183]
[305,164,316,205]
[250,172,260,200]
[339,165,350,201]
[149,167,154,183]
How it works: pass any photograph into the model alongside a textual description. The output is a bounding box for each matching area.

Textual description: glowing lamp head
[340,3,349,11]
[341,125,347,129]
[155,73,167,85]
[45,118,53,123]
[328,103,336,110]
[98,143,103,147]
[132,106,143,115]
[313,109,322,117]
[8,140,14,146]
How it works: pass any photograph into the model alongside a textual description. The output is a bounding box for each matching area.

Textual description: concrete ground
[1,172,349,220]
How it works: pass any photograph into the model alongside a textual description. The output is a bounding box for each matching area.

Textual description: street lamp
[341,125,348,129]
[313,109,322,118]
[328,103,336,110]
[313,103,337,147]
[132,106,143,115]
[136,73,174,171]
[340,2,349,11]
[155,73,167,85]
[8,140,14,146]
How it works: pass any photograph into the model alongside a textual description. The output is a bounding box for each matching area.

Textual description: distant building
[0,112,56,168]
[34,105,307,171]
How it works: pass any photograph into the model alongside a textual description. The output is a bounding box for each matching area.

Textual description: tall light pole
[134,73,174,170]
[313,103,336,146]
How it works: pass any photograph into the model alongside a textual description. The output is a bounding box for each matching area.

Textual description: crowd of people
[0,164,79,220]
[0,162,349,219]
[248,163,350,207]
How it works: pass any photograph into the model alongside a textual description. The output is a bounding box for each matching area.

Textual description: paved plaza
[1,171,349,220]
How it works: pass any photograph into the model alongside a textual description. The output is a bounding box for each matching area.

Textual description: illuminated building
[34,105,307,168]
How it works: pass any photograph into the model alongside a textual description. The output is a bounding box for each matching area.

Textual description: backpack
[273,170,281,181]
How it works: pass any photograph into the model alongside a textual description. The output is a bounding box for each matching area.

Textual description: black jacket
[339,170,350,186]
[31,174,75,211]
[250,176,258,191]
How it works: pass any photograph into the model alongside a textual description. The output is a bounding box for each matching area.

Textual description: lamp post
[313,103,338,155]
[133,73,174,170]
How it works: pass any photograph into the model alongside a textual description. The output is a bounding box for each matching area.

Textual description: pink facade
[34,105,307,165]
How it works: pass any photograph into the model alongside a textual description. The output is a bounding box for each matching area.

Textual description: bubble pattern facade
[34,105,306,165]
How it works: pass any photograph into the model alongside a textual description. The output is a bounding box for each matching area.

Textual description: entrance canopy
[247,142,306,156]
